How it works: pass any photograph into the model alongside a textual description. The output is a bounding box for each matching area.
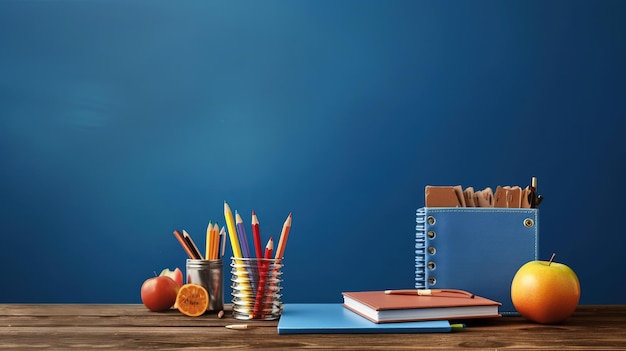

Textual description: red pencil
[252,237,274,319]
[263,238,273,260]
[251,211,263,259]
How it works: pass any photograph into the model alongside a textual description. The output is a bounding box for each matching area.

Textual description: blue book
[277,303,453,334]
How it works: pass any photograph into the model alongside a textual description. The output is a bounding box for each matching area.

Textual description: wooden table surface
[1,304,625,350]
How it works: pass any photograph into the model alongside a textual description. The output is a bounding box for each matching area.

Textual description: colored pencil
[207,223,214,260]
[253,237,273,319]
[224,202,251,303]
[251,211,262,259]
[235,211,251,258]
[235,211,256,292]
[205,221,212,260]
[225,324,249,330]
[173,230,196,259]
[212,223,221,260]
[220,226,226,258]
[223,201,242,258]
[182,229,203,259]
[274,213,292,259]
[205,222,219,260]
[384,289,475,299]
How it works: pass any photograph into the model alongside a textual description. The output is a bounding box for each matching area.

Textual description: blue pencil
[235,211,257,297]
[235,211,252,258]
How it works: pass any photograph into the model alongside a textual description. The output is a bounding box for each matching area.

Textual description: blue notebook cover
[415,207,539,315]
[277,303,452,334]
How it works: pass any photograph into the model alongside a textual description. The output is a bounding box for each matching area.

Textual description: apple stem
[548,253,556,266]
[153,271,158,277]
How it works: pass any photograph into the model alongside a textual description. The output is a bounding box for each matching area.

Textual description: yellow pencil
[224,201,243,258]
[224,202,250,314]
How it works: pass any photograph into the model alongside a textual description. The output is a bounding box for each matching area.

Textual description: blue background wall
[1,0,624,304]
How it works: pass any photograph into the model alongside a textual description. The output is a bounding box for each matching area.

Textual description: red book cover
[342,290,501,323]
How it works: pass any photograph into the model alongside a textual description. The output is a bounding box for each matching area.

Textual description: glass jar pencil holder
[230,257,284,320]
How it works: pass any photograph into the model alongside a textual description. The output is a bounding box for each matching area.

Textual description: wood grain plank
[1,305,625,350]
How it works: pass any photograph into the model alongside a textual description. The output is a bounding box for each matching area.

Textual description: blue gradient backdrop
[1,0,625,304]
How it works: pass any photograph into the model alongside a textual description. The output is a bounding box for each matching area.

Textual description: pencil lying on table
[385,289,475,298]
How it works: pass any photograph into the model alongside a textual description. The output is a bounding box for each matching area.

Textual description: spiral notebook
[415,207,539,314]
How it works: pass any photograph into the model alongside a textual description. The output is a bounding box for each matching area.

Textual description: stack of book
[277,289,501,334]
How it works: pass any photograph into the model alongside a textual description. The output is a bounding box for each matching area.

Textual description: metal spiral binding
[415,208,427,289]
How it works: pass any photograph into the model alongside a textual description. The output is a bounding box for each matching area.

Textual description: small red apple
[159,267,183,287]
[511,253,580,324]
[140,274,179,312]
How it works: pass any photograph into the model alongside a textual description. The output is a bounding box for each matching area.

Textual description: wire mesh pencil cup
[230,257,284,320]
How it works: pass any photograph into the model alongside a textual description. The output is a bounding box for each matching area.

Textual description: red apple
[140,275,179,312]
[159,267,183,287]
[511,253,580,324]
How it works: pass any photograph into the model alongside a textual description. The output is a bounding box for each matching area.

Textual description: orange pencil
[173,230,195,259]
[210,223,217,260]
[205,222,213,260]
[207,223,213,260]
[212,223,220,260]
[274,213,292,259]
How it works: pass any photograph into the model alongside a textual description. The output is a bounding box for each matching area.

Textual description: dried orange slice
[176,284,209,317]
